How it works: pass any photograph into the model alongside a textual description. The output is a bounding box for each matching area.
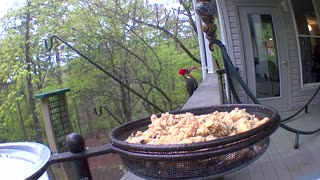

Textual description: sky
[0,1,11,18]
[0,0,23,18]
[0,0,180,18]
[148,0,180,8]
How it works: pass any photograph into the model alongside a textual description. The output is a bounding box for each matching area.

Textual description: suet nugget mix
[125,108,269,145]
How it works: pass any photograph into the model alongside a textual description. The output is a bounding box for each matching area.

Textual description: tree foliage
[0,0,205,142]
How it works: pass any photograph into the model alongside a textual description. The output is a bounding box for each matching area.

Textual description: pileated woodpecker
[179,66,199,97]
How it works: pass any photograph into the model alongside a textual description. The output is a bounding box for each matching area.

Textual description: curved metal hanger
[94,105,122,125]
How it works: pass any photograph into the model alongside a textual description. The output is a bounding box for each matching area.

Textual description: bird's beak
[190,66,198,70]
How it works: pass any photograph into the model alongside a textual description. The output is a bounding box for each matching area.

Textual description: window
[248,14,280,98]
[291,0,320,83]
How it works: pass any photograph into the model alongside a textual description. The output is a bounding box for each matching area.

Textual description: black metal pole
[45,35,164,113]
[67,133,92,180]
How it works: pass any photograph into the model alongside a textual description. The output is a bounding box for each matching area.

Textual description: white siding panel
[234,52,241,59]
[232,40,240,46]
[278,5,312,108]
[288,50,298,57]
[228,11,236,17]
[286,34,296,41]
[226,5,233,12]
[288,62,299,70]
[234,47,240,53]
[230,27,238,34]
[226,0,233,6]
[287,38,297,45]
[229,16,236,23]
[230,22,237,28]
[231,34,239,40]
[225,0,246,101]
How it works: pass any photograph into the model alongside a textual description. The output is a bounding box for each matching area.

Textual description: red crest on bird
[178,67,198,76]
[178,68,188,76]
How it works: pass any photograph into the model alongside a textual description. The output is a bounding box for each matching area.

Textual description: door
[238,6,289,110]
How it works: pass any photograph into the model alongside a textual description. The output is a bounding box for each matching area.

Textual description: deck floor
[121,106,320,180]
[223,107,320,180]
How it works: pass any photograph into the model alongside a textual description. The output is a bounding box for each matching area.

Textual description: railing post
[67,133,92,180]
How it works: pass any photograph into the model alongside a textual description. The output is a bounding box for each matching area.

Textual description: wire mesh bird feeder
[36,88,74,178]
[36,88,73,152]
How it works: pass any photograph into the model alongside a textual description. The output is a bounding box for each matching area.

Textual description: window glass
[291,0,320,83]
[248,14,280,98]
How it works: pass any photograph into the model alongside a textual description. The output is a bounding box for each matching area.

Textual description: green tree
[0,0,203,141]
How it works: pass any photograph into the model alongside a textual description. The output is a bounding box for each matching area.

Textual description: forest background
[0,0,222,143]
[0,0,222,178]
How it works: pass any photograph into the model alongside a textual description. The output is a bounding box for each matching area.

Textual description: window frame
[290,0,320,86]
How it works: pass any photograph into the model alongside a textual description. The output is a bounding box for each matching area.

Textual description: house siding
[218,0,320,112]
